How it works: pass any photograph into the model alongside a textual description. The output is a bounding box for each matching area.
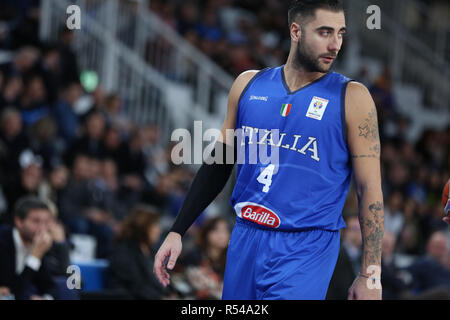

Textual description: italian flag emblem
[281,104,292,117]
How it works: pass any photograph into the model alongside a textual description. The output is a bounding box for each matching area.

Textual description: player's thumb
[167,248,179,270]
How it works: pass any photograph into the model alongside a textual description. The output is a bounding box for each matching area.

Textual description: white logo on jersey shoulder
[306,96,329,120]
[249,95,268,101]
[234,201,281,228]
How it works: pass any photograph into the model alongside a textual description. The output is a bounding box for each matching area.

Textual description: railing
[78,0,234,116]
[343,0,449,110]
[39,0,236,146]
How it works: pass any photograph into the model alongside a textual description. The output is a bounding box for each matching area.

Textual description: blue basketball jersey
[230,66,353,231]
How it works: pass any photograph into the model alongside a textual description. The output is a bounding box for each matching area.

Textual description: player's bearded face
[294,32,335,73]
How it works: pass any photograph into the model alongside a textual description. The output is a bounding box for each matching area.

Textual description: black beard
[293,40,330,73]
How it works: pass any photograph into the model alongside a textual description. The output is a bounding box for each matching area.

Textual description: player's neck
[283,60,326,92]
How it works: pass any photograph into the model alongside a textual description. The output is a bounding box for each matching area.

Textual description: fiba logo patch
[306,96,329,120]
[313,100,323,111]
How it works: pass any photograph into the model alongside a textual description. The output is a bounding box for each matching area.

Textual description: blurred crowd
[0,0,448,300]
[0,0,231,300]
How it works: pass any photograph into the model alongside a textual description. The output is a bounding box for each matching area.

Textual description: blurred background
[0,0,448,300]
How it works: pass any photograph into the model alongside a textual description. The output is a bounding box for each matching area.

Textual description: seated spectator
[103,93,132,136]
[38,163,70,211]
[52,82,83,147]
[406,231,450,296]
[42,199,71,277]
[178,217,230,300]
[43,200,79,300]
[64,110,107,167]
[59,153,116,258]
[29,116,60,172]
[0,107,29,186]
[19,75,51,127]
[327,215,362,300]
[107,204,171,299]
[384,190,405,238]
[0,75,23,109]
[381,231,410,299]
[2,149,43,224]
[0,196,57,299]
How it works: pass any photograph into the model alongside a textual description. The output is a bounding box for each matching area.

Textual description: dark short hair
[14,196,50,220]
[288,0,344,27]
[117,204,160,243]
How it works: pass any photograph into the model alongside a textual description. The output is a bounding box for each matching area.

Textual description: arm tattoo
[370,144,380,155]
[361,201,384,266]
[352,154,378,159]
[358,109,379,142]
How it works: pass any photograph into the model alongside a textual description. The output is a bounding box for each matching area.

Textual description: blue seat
[73,260,109,292]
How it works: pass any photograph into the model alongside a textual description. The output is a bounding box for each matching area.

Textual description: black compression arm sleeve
[169,141,236,237]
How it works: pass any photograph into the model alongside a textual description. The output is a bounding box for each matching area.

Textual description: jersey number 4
[257,164,276,193]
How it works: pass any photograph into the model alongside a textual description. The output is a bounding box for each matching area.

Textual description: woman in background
[107,204,170,299]
[181,217,230,299]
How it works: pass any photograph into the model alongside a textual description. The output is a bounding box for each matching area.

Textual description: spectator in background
[38,163,70,214]
[38,45,62,104]
[380,231,410,299]
[19,75,51,127]
[104,94,132,136]
[100,158,129,222]
[176,2,199,36]
[178,217,230,300]
[0,46,39,79]
[0,107,29,183]
[107,204,171,299]
[384,190,405,238]
[327,215,362,300]
[0,75,23,109]
[43,200,79,300]
[57,28,79,86]
[0,196,57,300]
[65,110,106,166]
[2,149,43,224]
[141,124,169,184]
[118,129,147,194]
[52,82,83,147]
[369,66,397,132]
[406,231,450,296]
[59,153,115,258]
[41,199,70,278]
[103,125,124,167]
[29,116,59,171]
[398,197,422,255]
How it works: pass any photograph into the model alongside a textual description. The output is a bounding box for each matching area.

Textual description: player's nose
[328,36,341,52]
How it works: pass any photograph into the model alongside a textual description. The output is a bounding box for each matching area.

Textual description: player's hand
[153,232,182,287]
[347,274,382,300]
[443,216,450,225]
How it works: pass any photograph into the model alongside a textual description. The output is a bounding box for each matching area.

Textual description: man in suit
[0,196,57,299]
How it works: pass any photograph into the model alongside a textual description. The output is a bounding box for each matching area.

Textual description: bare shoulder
[220,70,260,138]
[231,70,260,94]
[227,69,260,107]
[345,81,375,112]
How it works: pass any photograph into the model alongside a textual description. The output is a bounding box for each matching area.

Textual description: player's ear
[290,22,302,43]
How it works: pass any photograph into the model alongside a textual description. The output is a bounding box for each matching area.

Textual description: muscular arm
[346,82,384,274]
[154,70,259,287]
[170,70,259,236]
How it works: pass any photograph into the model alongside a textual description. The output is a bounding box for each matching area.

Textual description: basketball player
[154,0,384,300]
